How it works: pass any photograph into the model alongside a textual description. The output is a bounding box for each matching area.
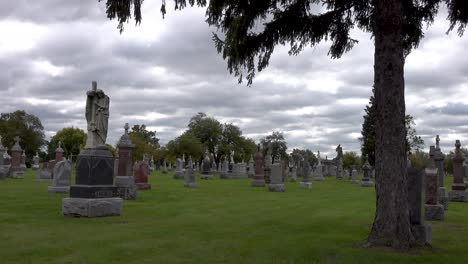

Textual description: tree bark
[367,0,413,250]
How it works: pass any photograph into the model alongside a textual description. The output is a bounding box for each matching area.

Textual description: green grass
[0,170,467,264]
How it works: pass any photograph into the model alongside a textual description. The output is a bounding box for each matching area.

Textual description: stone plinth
[361,159,374,187]
[134,161,151,190]
[34,162,47,180]
[407,167,432,245]
[173,159,185,179]
[450,140,467,202]
[268,163,285,192]
[350,169,359,184]
[63,197,122,217]
[10,147,23,179]
[314,164,325,181]
[115,176,137,200]
[184,159,197,188]
[425,166,444,221]
[252,147,266,187]
[289,167,297,182]
[63,146,122,217]
[48,159,71,193]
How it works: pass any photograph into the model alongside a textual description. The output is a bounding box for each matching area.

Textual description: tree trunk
[367,0,413,250]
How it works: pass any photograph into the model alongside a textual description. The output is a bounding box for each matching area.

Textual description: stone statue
[317,150,322,165]
[84,81,110,149]
[436,135,440,150]
[336,144,343,159]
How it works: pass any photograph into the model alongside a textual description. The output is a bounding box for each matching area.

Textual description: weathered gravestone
[48,159,72,193]
[251,145,266,187]
[264,145,272,184]
[134,161,151,190]
[350,165,359,184]
[173,158,185,179]
[200,150,213,180]
[248,155,255,178]
[9,136,24,179]
[407,167,432,245]
[20,151,26,172]
[314,151,325,181]
[0,137,7,179]
[449,140,468,202]
[184,157,197,188]
[289,165,297,182]
[36,162,52,182]
[299,157,312,189]
[115,123,137,200]
[433,136,448,210]
[268,161,285,192]
[424,147,444,221]
[32,152,40,170]
[361,159,374,187]
[336,144,344,180]
[62,81,123,217]
[162,160,168,174]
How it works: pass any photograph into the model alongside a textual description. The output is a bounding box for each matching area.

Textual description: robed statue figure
[84,81,110,148]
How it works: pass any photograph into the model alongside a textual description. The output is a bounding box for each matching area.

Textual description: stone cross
[124,123,129,134]
[58,141,62,148]
[436,135,440,149]
[14,136,20,144]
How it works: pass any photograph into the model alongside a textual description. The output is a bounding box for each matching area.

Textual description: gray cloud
[0,3,467,158]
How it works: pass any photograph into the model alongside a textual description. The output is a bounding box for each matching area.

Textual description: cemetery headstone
[162,160,168,174]
[36,162,52,182]
[300,157,312,189]
[268,161,285,192]
[32,152,40,170]
[220,157,230,179]
[62,81,123,217]
[200,150,213,180]
[248,155,254,178]
[48,159,72,193]
[173,158,185,179]
[184,157,197,188]
[361,158,374,187]
[424,146,444,221]
[289,166,297,182]
[0,137,7,179]
[9,136,24,178]
[336,144,344,180]
[407,167,432,245]
[252,145,266,187]
[314,151,325,181]
[433,136,448,210]
[115,123,138,200]
[350,165,359,184]
[449,140,468,202]
[264,145,272,184]
[134,161,151,190]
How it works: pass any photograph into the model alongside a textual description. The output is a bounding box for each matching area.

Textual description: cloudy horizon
[1,1,467,157]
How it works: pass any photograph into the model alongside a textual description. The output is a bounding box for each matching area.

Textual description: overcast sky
[1,1,467,157]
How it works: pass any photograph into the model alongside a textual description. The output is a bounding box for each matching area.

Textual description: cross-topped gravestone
[9,135,24,178]
[449,140,468,202]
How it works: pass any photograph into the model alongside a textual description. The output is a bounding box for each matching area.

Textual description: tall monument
[62,81,123,217]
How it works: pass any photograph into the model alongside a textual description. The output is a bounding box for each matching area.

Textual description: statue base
[62,197,122,217]
[268,183,285,192]
[251,179,266,187]
[299,182,312,189]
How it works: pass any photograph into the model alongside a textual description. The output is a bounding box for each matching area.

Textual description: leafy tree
[166,132,203,161]
[361,89,424,165]
[260,131,288,163]
[101,0,468,250]
[360,88,376,166]
[444,147,468,174]
[0,110,45,160]
[290,148,317,166]
[187,112,223,160]
[128,124,160,161]
[343,151,362,170]
[410,150,430,169]
[405,115,425,152]
[48,127,86,160]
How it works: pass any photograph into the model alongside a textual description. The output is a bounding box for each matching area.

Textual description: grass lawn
[0,169,467,264]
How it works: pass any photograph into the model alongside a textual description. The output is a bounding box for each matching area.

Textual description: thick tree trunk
[367,0,413,250]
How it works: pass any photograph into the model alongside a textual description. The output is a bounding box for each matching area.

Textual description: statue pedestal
[62,147,122,217]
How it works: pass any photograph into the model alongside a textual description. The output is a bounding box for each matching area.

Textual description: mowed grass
[0,169,467,264]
